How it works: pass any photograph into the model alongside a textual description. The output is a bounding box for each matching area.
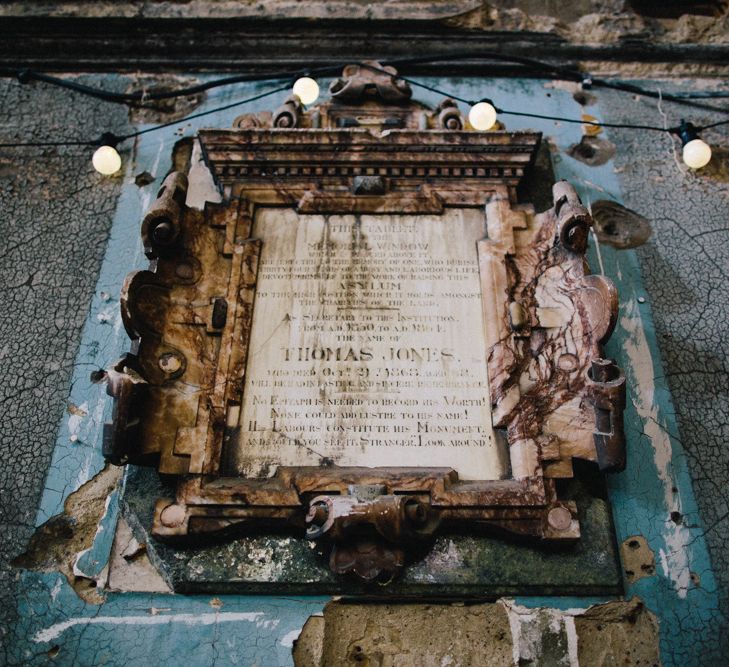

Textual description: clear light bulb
[468,101,497,131]
[682,138,712,169]
[92,145,122,175]
[292,77,319,105]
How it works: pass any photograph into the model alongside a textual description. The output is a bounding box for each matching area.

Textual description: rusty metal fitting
[305,493,437,543]
[587,357,627,472]
[553,180,591,254]
[102,356,148,466]
[159,503,187,528]
[329,540,406,583]
[306,498,334,539]
[141,171,188,258]
[404,498,429,527]
[590,357,620,384]
[305,492,436,584]
[547,505,573,532]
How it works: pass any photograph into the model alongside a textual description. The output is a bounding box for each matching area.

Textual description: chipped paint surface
[619,299,692,596]
[500,598,657,667]
[34,610,273,643]
[4,76,724,665]
[502,600,577,666]
[281,629,302,648]
[185,139,222,210]
[11,571,324,666]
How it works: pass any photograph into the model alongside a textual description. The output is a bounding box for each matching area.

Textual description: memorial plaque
[232,209,504,480]
[104,62,626,587]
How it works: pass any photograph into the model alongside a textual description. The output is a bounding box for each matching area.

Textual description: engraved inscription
[232,209,505,480]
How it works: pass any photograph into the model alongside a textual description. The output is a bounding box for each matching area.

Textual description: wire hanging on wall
[0,83,293,173]
[4,52,729,111]
[0,57,727,174]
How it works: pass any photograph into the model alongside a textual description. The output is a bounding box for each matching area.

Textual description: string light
[0,61,726,174]
[92,145,121,175]
[86,84,289,174]
[468,100,498,131]
[5,55,729,112]
[359,61,725,169]
[92,133,122,175]
[683,138,712,170]
[678,121,712,169]
[292,76,319,105]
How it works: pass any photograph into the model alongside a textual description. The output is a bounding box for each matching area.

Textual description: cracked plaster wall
[597,85,729,654]
[0,75,132,660]
[0,65,728,666]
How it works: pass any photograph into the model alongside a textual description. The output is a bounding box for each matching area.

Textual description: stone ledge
[293,597,660,666]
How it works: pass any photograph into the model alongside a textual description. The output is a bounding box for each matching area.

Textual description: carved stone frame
[105,64,625,582]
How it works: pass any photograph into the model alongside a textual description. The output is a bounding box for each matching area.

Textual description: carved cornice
[199,65,542,205]
[200,129,542,190]
[329,61,412,102]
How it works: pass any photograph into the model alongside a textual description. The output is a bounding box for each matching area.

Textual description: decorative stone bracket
[305,485,439,582]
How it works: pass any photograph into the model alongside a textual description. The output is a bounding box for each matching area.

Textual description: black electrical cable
[358,63,681,133]
[696,117,729,130]
[362,61,729,134]
[2,52,729,114]
[1,60,726,151]
[497,108,672,132]
[585,77,729,114]
[0,66,342,104]
[380,52,586,83]
[356,53,729,114]
[0,57,578,105]
[116,83,291,141]
[0,83,291,151]
[392,52,729,103]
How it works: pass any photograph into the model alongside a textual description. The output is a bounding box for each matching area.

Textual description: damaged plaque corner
[102,62,626,589]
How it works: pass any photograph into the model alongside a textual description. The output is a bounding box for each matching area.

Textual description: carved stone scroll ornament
[102,63,626,584]
[328,61,412,102]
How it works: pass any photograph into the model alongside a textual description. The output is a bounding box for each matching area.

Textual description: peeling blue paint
[475,77,724,662]
[14,77,723,666]
[11,572,326,667]
[73,487,120,580]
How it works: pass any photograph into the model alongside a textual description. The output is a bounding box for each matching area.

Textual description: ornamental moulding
[103,63,626,584]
